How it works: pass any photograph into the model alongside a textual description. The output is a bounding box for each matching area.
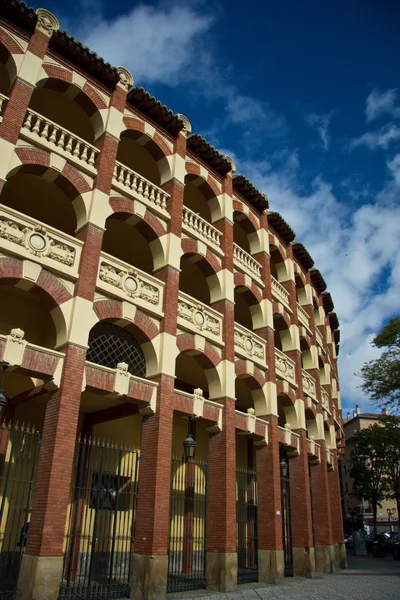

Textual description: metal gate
[59,437,139,600]
[167,455,207,593]
[0,423,41,600]
[236,465,258,583]
[280,453,293,576]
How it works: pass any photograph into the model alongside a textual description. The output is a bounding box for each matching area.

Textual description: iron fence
[167,455,207,593]
[0,422,41,600]
[236,465,258,583]
[280,453,293,577]
[59,437,139,600]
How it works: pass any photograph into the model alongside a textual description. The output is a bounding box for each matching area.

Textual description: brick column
[310,441,334,573]
[328,451,346,569]
[0,10,61,191]
[288,431,315,577]
[17,344,86,600]
[131,131,186,600]
[207,174,237,591]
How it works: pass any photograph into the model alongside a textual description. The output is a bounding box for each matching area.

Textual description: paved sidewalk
[167,553,400,600]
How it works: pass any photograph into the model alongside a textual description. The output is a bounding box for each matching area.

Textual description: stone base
[206,552,237,592]
[131,554,168,600]
[332,543,341,572]
[339,542,347,568]
[292,546,315,578]
[314,544,334,574]
[16,554,63,600]
[258,549,284,584]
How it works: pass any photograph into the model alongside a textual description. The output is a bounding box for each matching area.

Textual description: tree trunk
[396,495,400,530]
[372,501,377,534]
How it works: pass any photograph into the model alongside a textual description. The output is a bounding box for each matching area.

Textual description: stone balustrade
[113,161,170,216]
[302,369,317,402]
[234,322,266,365]
[0,205,82,278]
[0,93,7,120]
[97,252,165,317]
[271,276,291,310]
[177,291,223,344]
[297,303,310,329]
[22,108,99,168]
[182,206,222,251]
[321,388,331,414]
[278,424,300,454]
[307,437,321,462]
[233,243,262,281]
[275,348,296,386]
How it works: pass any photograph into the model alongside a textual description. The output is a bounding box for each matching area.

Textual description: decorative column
[206,168,237,591]
[254,212,284,583]
[310,440,334,573]
[131,126,187,600]
[0,9,59,189]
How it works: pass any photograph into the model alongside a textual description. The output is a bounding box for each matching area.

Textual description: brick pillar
[310,440,334,573]
[0,15,54,184]
[256,416,284,583]
[328,451,346,569]
[17,344,86,600]
[207,175,237,591]
[131,132,186,600]
[288,430,315,577]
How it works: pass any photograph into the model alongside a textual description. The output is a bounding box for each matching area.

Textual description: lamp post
[348,507,358,555]
[182,419,196,575]
[387,508,396,532]
[0,366,8,421]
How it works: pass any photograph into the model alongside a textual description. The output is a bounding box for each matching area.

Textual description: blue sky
[42,0,400,415]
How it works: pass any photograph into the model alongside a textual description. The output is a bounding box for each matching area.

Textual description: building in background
[0,2,345,600]
[341,406,398,534]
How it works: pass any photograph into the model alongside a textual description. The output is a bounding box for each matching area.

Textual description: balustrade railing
[271,276,290,308]
[302,368,316,401]
[321,388,330,413]
[22,109,99,167]
[233,243,262,281]
[177,291,223,343]
[297,303,310,329]
[234,323,266,363]
[0,93,8,119]
[113,161,169,212]
[97,252,164,315]
[182,205,222,249]
[274,348,296,386]
[0,205,82,277]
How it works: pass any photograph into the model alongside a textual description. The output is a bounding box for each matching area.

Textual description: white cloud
[350,124,400,150]
[305,112,334,150]
[366,88,400,122]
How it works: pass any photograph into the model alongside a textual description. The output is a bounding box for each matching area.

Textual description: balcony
[21,109,99,173]
[233,243,262,283]
[297,303,310,330]
[182,206,223,254]
[112,161,170,219]
[274,348,296,387]
[234,322,266,366]
[321,388,331,415]
[307,437,321,462]
[316,328,325,353]
[0,93,7,121]
[302,369,317,403]
[0,205,82,279]
[278,425,300,454]
[97,252,165,318]
[271,276,291,311]
[177,291,223,345]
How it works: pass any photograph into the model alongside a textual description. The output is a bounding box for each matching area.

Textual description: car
[366,532,380,551]
[390,532,400,560]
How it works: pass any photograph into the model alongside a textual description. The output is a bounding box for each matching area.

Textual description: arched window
[87,323,146,378]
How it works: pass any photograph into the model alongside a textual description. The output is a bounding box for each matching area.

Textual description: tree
[349,423,390,533]
[360,316,400,411]
[380,415,400,523]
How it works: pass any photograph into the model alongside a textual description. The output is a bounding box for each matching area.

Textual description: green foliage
[359,316,400,410]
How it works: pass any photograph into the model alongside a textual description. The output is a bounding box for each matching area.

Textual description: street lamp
[387,508,396,532]
[347,507,358,555]
[280,459,288,479]
[183,418,196,460]
[0,366,8,420]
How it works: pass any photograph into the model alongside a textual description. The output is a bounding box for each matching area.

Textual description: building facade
[0,3,345,600]
[342,408,399,534]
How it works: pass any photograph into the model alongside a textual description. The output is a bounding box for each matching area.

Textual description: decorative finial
[225,155,236,173]
[35,9,60,36]
[177,114,192,136]
[116,67,134,91]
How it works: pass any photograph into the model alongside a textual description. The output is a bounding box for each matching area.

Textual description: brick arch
[269,239,287,262]
[235,361,266,388]
[109,196,166,240]
[0,29,24,56]
[121,118,173,161]
[277,387,296,406]
[176,333,221,368]
[233,200,259,233]
[273,309,292,330]
[181,242,221,275]
[234,275,263,305]
[305,405,317,420]
[93,300,159,343]
[184,171,220,201]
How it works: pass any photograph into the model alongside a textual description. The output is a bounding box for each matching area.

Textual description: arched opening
[300,337,313,369]
[270,246,287,282]
[273,314,293,352]
[29,80,101,142]
[87,322,146,378]
[179,254,220,305]
[277,394,298,428]
[174,352,210,398]
[235,377,254,413]
[102,214,155,274]
[0,43,16,95]
[117,132,162,186]
[314,299,323,327]
[233,211,257,255]
[305,410,319,440]
[1,169,79,236]
[319,357,329,385]
[183,175,214,223]
[0,285,57,348]
[295,274,308,306]
[234,286,263,331]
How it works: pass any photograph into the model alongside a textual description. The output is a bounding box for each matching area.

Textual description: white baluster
[137,178,144,195]
[143,182,149,199]
[32,116,41,135]
[88,149,95,166]
[48,125,58,144]
[149,185,156,203]
[113,164,118,179]
[117,166,125,183]
[161,193,167,210]
[155,190,161,207]
[81,145,88,163]
[23,112,33,131]
[131,175,138,192]
[57,131,66,149]
[124,171,131,188]
[73,140,81,157]
[65,135,73,154]
[40,122,50,140]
